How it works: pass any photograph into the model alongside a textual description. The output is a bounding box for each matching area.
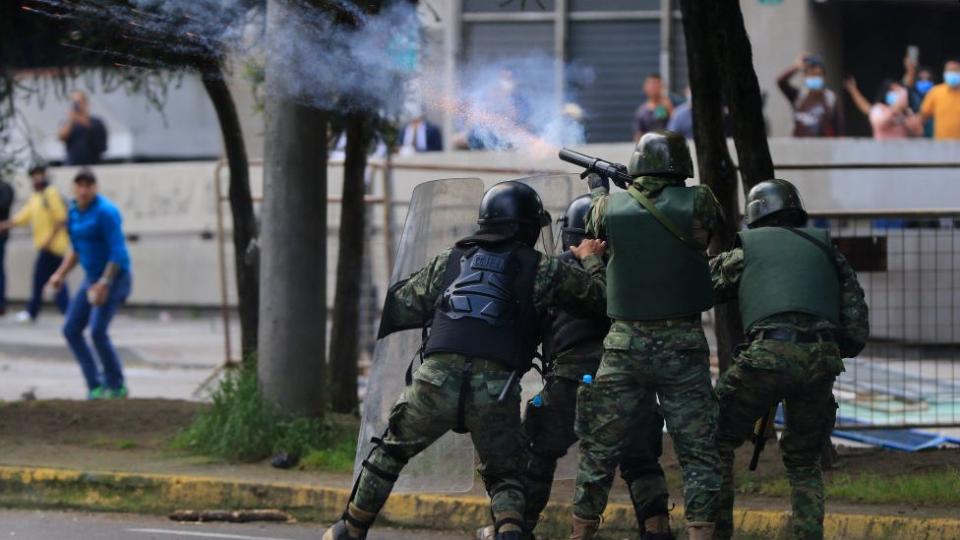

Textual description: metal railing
[210,158,960,432]
[210,159,563,371]
[809,209,960,430]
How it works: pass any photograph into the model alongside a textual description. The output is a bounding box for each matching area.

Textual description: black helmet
[559,194,592,251]
[478,181,551,247]
[744,178,807,228]
[478,181,550,227]
[627,129,694,179]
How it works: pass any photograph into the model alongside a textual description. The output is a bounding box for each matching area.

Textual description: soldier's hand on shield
[571,238,606,260]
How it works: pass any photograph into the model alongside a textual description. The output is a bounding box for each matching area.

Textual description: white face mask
[945,71,960,88]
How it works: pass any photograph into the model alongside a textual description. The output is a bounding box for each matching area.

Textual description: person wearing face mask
[843,78,922,139]
[777,53,844,137]
[920,59,960,140]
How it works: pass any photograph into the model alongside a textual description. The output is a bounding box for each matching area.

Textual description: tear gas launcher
[558,148,632,190]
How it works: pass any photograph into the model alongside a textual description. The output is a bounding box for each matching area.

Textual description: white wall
[3,138,958,308]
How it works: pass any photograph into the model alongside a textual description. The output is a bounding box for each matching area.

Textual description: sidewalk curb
[1,466,959,539]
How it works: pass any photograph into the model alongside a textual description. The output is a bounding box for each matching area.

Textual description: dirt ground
[1,399,958,519]
[0,399,200,450]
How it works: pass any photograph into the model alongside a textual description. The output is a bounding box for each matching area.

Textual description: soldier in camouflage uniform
[477,194,673,540]
[710,179,869,540]
[323,181,608,540]
[571,130,723,540]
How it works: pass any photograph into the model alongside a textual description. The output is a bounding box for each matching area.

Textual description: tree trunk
[200,67,260,362]
[715,0,775,190]
[258,0,328,416]
[328,112,374,414]
[678,0,743,374]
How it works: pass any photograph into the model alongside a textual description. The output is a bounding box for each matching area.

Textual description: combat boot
[478,525,538,540]
[569,514,601,540]
[641,513,675,540]
[322,503,376,540]
[685,521,715,540]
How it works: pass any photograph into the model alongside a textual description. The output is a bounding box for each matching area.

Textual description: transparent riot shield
[512,174,589,480]
[354,178,485,493]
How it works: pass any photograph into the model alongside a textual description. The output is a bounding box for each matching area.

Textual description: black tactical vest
[550,252,611,355]
[424,241,541,370]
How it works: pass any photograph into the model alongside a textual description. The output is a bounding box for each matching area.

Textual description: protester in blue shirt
[48,170,132,399]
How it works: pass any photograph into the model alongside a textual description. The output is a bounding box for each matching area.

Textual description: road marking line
[126,528,296,540]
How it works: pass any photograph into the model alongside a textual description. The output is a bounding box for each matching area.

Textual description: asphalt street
[0,510,464,540]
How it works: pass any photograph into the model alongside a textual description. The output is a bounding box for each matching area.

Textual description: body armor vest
[738,227,841,332]
[604,185,714,321]
[550,252,611,355]
[424,241,541,370]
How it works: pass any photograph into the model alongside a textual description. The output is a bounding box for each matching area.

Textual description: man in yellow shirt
[0,165,71,322]
[920,59,960,140]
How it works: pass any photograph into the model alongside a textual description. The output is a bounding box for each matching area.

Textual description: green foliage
[173,364,356,463]
[739,469,960,506]
[300,434,357,472]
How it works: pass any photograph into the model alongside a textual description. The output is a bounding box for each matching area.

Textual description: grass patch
[172,363,357,467]
[738,469,960,506]
[300,434,356,472]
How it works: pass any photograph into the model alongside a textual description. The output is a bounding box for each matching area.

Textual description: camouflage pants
[353,354,525,527]
[573,320,721,524]
[522,344,669,529]
[714,338,843,540]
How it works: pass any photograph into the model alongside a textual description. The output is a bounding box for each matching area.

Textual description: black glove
[586,172,610,191]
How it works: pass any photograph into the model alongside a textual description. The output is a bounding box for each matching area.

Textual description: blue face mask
[945,72,960,88]
[804,76,825,91]
[916,80,934,95]
[885,91,900,107]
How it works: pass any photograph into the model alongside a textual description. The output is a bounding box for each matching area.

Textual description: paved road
[0,509,464,540]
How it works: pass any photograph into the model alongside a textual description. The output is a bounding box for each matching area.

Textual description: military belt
[618,314,701,328]
[754,328,834,343]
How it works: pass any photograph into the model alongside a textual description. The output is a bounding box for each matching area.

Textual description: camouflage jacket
[382,248,607,336]
[710,247,869,358]
[585,176,722,249]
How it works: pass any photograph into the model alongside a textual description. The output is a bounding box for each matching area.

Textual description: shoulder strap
[782,227,842,278]
[626,186,702,251]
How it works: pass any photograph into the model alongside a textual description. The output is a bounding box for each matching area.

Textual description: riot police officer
[323,181,608,540]
[477,194,674,540]
[571,130,723,540]
[710,179,868,540]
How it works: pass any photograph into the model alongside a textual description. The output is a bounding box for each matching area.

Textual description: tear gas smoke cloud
[424,54,594,156]
[24,0,591,153]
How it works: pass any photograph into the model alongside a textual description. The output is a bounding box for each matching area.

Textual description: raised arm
[537,240,607,320]
[843,77,872,117]
[378,249,451,338]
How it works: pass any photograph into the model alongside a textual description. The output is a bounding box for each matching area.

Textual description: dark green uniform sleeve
[709,247,744,304]
[835,251,869,358]
[585,186,609,240]
[377,249,451,338]
[534,253,607,320]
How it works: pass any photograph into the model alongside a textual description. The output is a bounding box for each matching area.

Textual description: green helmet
[627,129,694,179]
[744,178,808,228]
